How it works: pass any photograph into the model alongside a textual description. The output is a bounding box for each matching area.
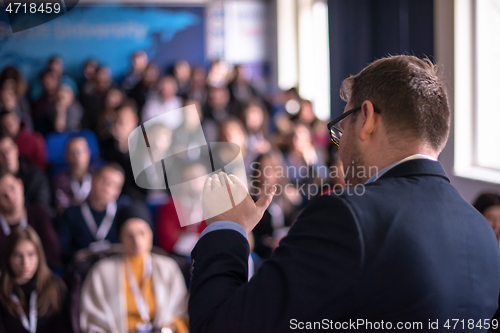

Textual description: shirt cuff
[200,221,248,239]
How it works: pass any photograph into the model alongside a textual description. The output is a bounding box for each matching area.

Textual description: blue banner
[0,4,205,83]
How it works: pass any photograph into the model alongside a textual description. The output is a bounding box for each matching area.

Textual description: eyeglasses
[327,105,381,146]
[327,106,361,146]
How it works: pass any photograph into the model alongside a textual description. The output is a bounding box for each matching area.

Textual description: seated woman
[80,202,188,333]
[0,226,71,333]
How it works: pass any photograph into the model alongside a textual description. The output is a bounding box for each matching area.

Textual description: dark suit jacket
[57,203,120,264]
[189,159,500,332]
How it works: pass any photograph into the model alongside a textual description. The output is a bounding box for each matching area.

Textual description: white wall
[434,0,500,203]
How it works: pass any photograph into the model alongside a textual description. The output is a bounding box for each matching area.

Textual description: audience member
[473,192,500,243]
[250,150,302,259]
[31,70,59,129]
[290,99,316,125]
[0,66,28,99]
[203,85,239,122]
[40,85,83,135]
[291,99,330,149]
[156,163,207,256]
[0,135,51,209]
[0,171,60,268]
[189,99,217,144]
[184,65,207,104]
[128,62,159,113]
[81,66,114,133]
[241,99,271,156]
[170,100,209,154]
[268,88,302,150]
[100,101,148,200]
[142,75,183,122]
[122,51,149,92]
[53,136,94,214]
[0,110,47,170]
[80,202,188,333]
[80,60,97,92]
[0,226,71,333]
[473,193,500,333]
[46,56,78,96]
[219,117,255,173]
[172,60,191,96]
[206,60,231,88]
[284,122,327,185]
[0,85,33,130]
[96,87,124,142]
[228,65,260,105]
[57,163,125,263]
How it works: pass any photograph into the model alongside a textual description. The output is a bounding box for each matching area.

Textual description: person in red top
[156,163,207,257]
[0,110,47,170]
[156,198,206,256]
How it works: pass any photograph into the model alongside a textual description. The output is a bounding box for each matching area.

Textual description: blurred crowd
[0,52,344,333]
[0,51,500,332]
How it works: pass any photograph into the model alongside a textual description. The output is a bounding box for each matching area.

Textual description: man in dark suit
[189,55,500,332]
[57,163,124,263]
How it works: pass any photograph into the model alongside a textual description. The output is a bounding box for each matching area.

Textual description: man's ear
[358,100,377,141]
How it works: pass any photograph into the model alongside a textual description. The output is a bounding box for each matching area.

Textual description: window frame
[453,0,500,184]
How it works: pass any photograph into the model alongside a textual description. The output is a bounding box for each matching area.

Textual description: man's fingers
[255,186,276,214]
[218,172,227,186]
[228,174,246,188]
[222,173,232,191]
[211,173,222,190]
[227,174,248,205]
[225,173,234,185]
[204,176,213,192]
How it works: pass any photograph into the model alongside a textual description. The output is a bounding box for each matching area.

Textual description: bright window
[475,0,500,170]
[454,0,500,183]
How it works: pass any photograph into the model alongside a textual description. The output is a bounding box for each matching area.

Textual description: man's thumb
[256,186,276,213]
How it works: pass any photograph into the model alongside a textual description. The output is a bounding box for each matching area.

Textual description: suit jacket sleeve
[189,194,364,333]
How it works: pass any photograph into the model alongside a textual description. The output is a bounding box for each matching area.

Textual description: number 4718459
[5,2,61,14]
[443,319,498,330]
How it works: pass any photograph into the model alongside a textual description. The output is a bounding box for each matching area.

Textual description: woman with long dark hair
[0,226,71,333]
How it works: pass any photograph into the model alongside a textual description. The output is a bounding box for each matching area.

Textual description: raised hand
[202,172,276,234]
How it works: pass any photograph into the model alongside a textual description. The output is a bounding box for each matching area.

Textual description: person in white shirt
[141,76,183,124]
[80,202,188,333]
